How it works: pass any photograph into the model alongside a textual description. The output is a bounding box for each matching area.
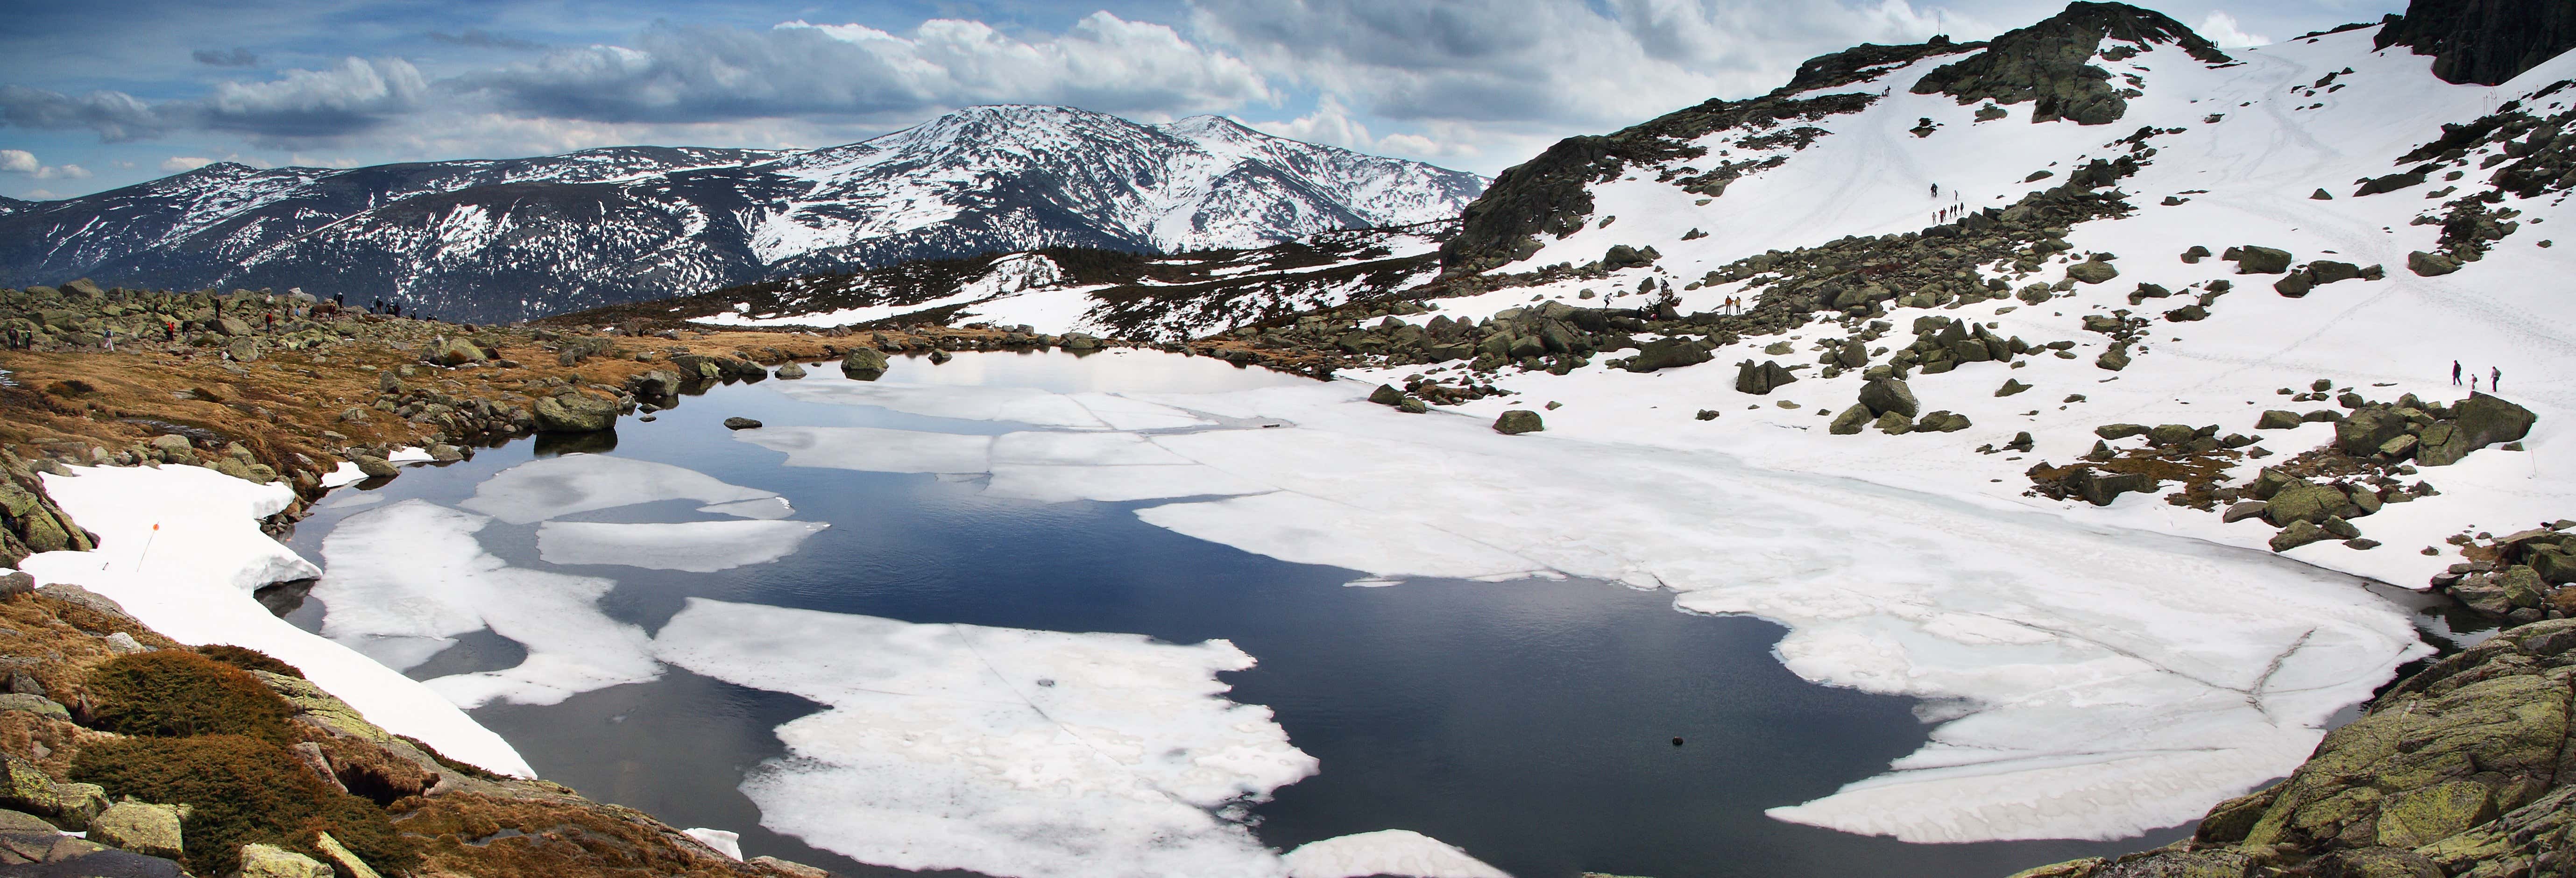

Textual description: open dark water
[276,348,2343,878]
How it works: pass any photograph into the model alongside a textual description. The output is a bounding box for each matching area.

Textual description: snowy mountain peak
[0,105,1483,323]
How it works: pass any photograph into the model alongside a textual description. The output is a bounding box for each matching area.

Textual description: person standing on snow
[2454,360,2463,385]
[2492,367,2502,393]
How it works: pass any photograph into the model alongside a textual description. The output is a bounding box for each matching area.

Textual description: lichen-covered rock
[89,801,184,859]
[1858,376,1919,418]
[1493,410,1544,435]
[239,843,334,878]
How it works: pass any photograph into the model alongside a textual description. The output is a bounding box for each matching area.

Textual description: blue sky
[0,0,2405,198]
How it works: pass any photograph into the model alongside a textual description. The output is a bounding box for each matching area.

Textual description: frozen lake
[278,349,2453,878]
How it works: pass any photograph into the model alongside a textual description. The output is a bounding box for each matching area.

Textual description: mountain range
[0,106,1486,323]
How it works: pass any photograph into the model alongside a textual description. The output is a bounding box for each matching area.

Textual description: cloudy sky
[0,0,2403,199]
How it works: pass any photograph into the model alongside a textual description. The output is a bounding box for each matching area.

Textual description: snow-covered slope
[0,106,1484,323]
[564,221,1454,343]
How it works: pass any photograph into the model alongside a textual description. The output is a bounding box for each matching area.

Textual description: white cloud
[0,149,90,180]
[161,156,215,171]
[459,13,1273,126]
[2196,12,2271,49]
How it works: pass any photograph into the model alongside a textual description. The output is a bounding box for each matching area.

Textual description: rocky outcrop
[2016,616,2576,878]
[2374,0,2576,86]
[1912,2,2230,127]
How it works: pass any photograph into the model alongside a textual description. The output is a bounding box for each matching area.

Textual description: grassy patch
[71,734,416,875]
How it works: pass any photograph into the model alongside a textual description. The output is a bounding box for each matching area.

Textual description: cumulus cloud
[193,47,260,67]
[2196,12,2271,49]
[1250,96,1449,159]
[160,156,216,171]
[1190,0,1993,132]
[0,57,425,143]
[456,13,1272,124]
[0,149,88,179]
[429,29,544,50]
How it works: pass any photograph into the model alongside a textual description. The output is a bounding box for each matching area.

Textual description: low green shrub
[84,651,295,743]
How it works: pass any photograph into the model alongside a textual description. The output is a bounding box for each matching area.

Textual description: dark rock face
[1440,90,1882,273]
[1911,2,2231,127]
[1781,37,1981,93]
[2375,0,2576,86]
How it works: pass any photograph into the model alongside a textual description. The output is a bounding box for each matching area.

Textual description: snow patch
[1281,830,1512,878]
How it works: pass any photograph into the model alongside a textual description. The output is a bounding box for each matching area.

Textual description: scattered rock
[532,393,620,433]
[2270,519,2330,551]
[839,347,891,379]
[2408,250,2463,276]
[1733,359,1798,393]
[2228,245,2294,273]
[773,361,807,379]
[2065,258,2118,284]
[1493,410,1545,435]
[722,417,763,431]
[1858,377,1919,418]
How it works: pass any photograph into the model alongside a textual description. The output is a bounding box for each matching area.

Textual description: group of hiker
[2454,360,2507,393]
[1931,183,1967,223]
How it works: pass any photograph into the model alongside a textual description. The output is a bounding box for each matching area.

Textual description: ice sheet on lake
[1117,390,2429,843]
[538,520,829,573]
[768,379,1111,429]
[458,454,777,524]
[316,500,659,708]
[1137,491,1546,583]
[984,465,1272,503]
[696,496,794,519]
[14,464,535,777]
[1068,392,1214,431]
[735,426,994,474]
[652,598,1319,878]
[1281,830,1511,878]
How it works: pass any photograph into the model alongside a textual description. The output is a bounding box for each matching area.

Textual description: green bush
[84,651,296,743]
[195,644,305,679]
[71,735,416,875]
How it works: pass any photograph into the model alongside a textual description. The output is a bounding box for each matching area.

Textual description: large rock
[532,393,620,433]
[1493,410,1544,435]
[773,361,807,379]
[839,347,890,379]
[89,801,183,859]
[2375,0,2576,86]
[1830,404,1873,435]
[425,338,488,367]
[2231,245,2294,274]
[1858,377,1919,418]
[2065,258,2118,284]
[1627,339,1714,373]
[2408,250,2462,276]
[2418,392,2536,466]
[1732,359,1797,393]
[2265,480,2360,526]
